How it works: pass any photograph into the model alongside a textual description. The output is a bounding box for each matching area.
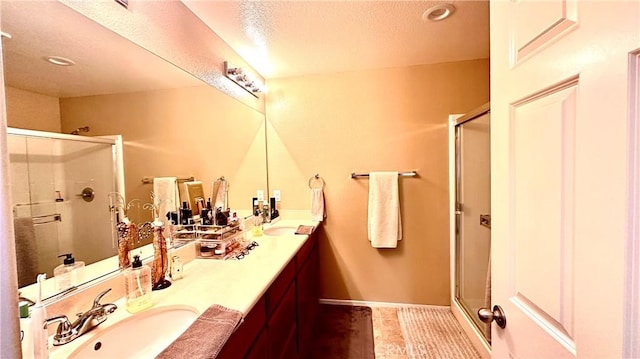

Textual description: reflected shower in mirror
[3,1,267,299]
[8,130,122,288]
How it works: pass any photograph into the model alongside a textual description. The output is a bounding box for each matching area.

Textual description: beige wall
[266,59,490,305]
[5,86,61,132]
[59,85,266,218]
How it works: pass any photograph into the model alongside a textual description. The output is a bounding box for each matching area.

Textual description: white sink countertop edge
[48,219,320,359]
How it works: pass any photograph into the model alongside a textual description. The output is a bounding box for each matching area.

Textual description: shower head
[70,126,90,135]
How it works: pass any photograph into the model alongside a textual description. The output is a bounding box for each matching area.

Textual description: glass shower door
[455,111,491,342]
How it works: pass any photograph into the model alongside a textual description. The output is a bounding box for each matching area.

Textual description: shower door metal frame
[453,103,491,343]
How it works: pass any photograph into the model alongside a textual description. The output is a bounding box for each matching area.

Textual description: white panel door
[490,1,640,357]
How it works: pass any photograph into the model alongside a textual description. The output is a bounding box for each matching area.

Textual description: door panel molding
[508,79,577,352]
[624,50,640,358]
[511,0,578,66]
[512,294,576,354]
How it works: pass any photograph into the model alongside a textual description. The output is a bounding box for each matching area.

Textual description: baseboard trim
[319,298,449,309]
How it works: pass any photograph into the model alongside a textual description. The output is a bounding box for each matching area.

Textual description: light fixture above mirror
[224,61,264,97]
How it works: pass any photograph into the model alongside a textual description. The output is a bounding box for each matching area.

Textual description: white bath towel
[153,177,179,234]
[310,188,326,222]
[368,172,402,248]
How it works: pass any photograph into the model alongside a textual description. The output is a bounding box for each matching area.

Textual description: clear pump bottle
[124,255,153,313]
[54,253,85,291]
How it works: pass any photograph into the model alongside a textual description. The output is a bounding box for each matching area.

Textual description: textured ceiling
[1,1,202,98]
[182,0,490,79]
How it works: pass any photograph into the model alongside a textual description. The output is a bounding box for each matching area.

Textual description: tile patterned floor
[372,307,410,359]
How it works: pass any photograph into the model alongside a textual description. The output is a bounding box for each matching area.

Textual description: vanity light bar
[224,61,263,98]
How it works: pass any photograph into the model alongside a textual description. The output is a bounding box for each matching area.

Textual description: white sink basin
[263,226,298,236]
[69,305,198,358]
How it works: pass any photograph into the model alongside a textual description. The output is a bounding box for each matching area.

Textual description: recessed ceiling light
[422,3,456,22]
[44,56,75,66]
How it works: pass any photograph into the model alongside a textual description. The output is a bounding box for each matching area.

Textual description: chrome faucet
[44,288,117,346]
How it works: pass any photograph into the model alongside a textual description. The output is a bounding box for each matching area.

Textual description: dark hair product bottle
[180,201,192,226]
[201,198,214,226]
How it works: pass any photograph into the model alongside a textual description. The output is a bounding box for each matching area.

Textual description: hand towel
[156,304,242,358]
[311,188,326,222]
[13,216,38,287]
[212,179,228,209]
[153,177,178,236]
[368,172,402,248]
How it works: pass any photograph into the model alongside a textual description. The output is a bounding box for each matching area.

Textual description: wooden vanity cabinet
[267,282,297,359]
[220,231,319,359]
[296,238,319,357]
[217,296,267,359]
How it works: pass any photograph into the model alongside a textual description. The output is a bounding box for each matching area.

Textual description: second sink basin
[68,305,198,358]
[263,226,298,236]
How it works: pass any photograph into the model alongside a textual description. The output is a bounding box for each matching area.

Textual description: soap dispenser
[124,255,152,313]
[54,253,85,291]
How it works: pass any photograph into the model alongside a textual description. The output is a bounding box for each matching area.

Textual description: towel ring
[308,174,325,189]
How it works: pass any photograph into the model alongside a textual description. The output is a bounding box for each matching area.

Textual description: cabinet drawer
[266,260,295,315]
[296,246,319,357]
[267,282,296,359]
[245,328,268,359]
[218,296,266,359]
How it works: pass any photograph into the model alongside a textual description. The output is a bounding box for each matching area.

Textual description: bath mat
[308,304,375,359]
[397,306,481,359]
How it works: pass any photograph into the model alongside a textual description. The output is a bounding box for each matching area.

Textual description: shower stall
[8,128,123,287]
[449,103,491,356]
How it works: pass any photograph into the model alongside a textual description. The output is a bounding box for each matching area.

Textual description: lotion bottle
[54,253,85,291]
[124,255,152,313]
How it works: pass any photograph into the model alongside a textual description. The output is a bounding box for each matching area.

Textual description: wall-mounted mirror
[2,1,268,300]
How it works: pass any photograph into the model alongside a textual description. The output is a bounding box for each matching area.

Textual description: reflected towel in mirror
[153,177,178,236]
[14,217,38,287]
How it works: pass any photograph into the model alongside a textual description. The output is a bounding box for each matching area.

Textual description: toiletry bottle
[215,207,228,226]
[31,274,48,359]
[201,199,213,226]
[170,255,183,280]
[124,255,153,313]
[230,212,239,227]
[253,216,263,236]
[19,302,34,359]
[54,253,85,291]
[180,201,192,226]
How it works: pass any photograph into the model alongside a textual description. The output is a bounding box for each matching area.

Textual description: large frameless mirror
[3,1,267,300]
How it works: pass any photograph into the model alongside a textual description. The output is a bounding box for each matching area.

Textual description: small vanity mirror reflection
[3,1,268,300]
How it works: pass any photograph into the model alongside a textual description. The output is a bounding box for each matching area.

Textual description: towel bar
[32,213,62,225]
[351,171,417,178]
[141,176,194,184]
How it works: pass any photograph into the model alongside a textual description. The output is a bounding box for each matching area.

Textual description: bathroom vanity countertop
[48,219,319,359]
